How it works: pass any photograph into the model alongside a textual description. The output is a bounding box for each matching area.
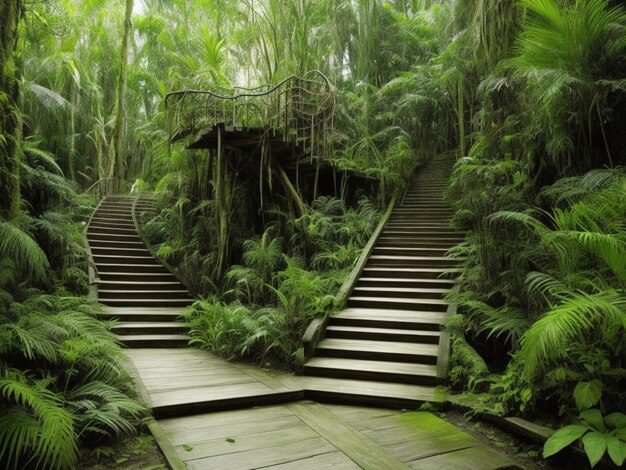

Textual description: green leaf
[182,444,193,452]
[543,424,589,458]
[582,432,608,468]
[605,412,626,430]
[573,380,603,411]
[115,456,129,464]
[580,409,607,432]
[606,435,626,467]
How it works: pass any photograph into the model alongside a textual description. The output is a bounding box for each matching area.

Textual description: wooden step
[315,338,438,364]
[331,308,446,330]
[88,239,145,249]
[360,266,460,279]
[88,226,139,235]
[351,286,452,300]
[304,357,439,386]
[348,296,449,312]
[98,307,186,322]
[100,298,193,307]
[98,271,179,282]
[372,247,450,257]
[325,325,440,343]
[116,334,190,348]
[98,289,191,300]
[366,255,461,267]
[356,277,456,289]
[90,216,136,226]
[95,263,170,273]
[93,254,159,265]
[111,321,189,335]
[90,246,152,256]
[376,238,460,248]
[98,280,185,290]
[88,232,142,242]
[93,210,134,218]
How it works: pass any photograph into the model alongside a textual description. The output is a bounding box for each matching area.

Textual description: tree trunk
[0,0,23,220]
[106,0,134,180]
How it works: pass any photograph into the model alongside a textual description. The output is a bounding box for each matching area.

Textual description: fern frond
[519,290,626,379]
[0,369,77,469]
[0,222,50,281]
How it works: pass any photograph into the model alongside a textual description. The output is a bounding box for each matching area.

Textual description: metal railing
[165,70,335,160]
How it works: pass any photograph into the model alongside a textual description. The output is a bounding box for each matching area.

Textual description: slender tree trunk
[106,0,134,180]
[215,127,229,279]
[0,0,23,221]
[457,76,465,159]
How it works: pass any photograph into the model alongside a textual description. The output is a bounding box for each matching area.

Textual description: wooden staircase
[303,158,461,394]
[86,195,193,347]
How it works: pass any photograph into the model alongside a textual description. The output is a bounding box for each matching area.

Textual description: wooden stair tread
[113,321,188,327]
[349,296,449,306]
[357,277,456,285]
[99,289,190,294]
[305,357,438,376]
[326,325,441,337]
[334,307,447,322]
[116,334,190,340]
[352,286,452,295]
[103,306,188,313]
[296,376,439,402]
[317,338,438,356]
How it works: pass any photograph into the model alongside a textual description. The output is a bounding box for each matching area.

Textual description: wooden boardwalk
[157,401,515,469]
[124,348,517,469]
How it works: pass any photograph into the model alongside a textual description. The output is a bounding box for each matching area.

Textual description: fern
[0,221,50,281]
[519,290,626,380]
[0,369,77,470]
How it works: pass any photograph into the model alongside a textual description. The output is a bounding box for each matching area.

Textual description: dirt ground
[76,432,168,470]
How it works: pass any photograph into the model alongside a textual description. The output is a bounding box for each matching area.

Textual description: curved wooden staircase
[302,158,462,401]
[87,195,193,347]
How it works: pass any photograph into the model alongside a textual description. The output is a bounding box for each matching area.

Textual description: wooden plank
[382,431,478,462]
[150,382,274,407]
[321,404,400,423]
[185,437,336,470]
[286,402,409,470]
[297,376,437,402]
[174,425,318,460]
[141,374,258,393]
[317,338,438,356]
[264,450,361,469]
[305,357,438,377]
[234,363,302,393]
[158,406,295,432]
[336,308,447,322]
[406,445,515,469]
[349,411,451,434]
[139,368,248,381]
[165,415,305,446]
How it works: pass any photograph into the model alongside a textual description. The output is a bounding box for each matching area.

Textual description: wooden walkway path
[124,349,517,469]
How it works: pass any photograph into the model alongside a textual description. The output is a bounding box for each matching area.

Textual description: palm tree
[506,0,626,174]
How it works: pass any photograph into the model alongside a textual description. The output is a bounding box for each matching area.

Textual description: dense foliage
[1,0,626,467]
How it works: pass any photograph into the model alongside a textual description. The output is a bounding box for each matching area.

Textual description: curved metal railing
[165,70,335,160]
